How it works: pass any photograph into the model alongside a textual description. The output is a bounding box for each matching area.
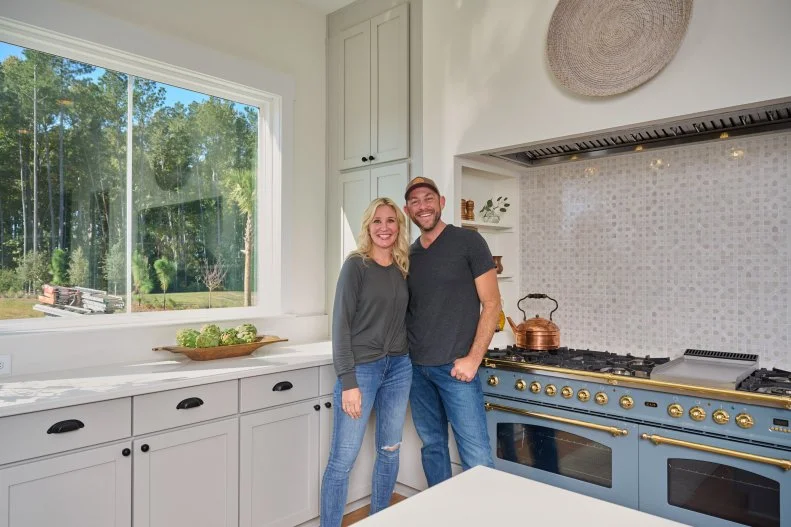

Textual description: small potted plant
[479,196,510,223]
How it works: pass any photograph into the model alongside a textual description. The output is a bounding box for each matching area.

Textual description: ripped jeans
[320,354,412,527]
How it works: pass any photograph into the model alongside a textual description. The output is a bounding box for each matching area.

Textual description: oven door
[484,395,639,508]
[639,425,791,527]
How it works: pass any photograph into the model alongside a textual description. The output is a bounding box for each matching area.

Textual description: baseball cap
[404,176,440,200]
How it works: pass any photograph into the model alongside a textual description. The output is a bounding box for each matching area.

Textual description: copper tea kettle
[506,293,560,350]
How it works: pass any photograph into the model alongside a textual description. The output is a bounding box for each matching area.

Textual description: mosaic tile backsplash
[520,132,790,369]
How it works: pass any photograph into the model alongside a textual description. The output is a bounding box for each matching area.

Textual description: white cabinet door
[340,169,372,258]
[133,418,238,527]
[240,400,320,527]
[371,162,408,205]
[336,5,408,171]
[370,3,409,165]
[338,19,372,171]
[318,396,376,505]
[0,442,131,527]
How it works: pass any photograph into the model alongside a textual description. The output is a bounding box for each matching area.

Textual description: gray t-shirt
[406,225,495,366]
[332,254,409,390]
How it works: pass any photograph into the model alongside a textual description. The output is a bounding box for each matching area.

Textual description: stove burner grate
[738,367,791,394]
[486,346,670,377]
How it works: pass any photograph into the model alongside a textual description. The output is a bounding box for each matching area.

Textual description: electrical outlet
[0,354,11,376]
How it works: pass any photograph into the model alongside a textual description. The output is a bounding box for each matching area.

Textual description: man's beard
[412,209,441,233]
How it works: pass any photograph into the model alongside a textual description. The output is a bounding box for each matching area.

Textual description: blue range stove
[481,346,791,527]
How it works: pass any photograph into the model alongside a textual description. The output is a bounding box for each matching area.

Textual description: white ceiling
[295,0,357,14]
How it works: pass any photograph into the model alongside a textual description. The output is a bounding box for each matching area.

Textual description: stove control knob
[736,413,754,429]
[689,406,706,422]
[515,379,527,391]
[545,384,557,397]
[577,389,591,402]
[712,409,730,425]
[529,382,541,394]
[595,392,608,405]
[667,403,683,418]
[487,375,499,387]
[619,396,634,410]
[561,386,574,399]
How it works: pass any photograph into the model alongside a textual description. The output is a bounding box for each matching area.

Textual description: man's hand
[451,355,480,382]
[341,388,362,419]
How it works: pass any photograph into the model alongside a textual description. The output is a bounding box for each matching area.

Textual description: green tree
[16,251,49,294]
[223,168,254,306]
[68,246,89,286]
[131,250,153,306]
[103,240,124,295]
[50,247,68,285]
[153,256,176,309]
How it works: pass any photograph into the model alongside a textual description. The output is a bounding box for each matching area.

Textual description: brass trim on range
[482,358,791,410]
[640,433,791,471]
[484,401,629,437]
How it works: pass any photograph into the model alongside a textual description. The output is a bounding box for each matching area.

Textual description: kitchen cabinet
[318,395,376,505]
[240,400,320,527]
[133,418,238,527]
[341,162,409,257]
[335,4,408,170]
[0,441,131,527]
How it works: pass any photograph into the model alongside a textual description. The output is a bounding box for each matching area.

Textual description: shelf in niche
[461,220,513,231]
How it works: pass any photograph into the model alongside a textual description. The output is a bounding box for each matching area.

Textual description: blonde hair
[349,197,410,278]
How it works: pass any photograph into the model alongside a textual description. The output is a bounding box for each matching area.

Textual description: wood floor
[341,494,408,526]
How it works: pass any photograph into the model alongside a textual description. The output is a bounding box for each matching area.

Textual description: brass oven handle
[640,433,791,471]
[484,402,629,437]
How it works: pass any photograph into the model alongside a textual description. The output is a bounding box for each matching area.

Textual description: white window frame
[0,18,283,333]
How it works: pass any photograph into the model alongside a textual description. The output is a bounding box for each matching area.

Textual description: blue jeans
[409,362,494,487]
[320,354,412,527]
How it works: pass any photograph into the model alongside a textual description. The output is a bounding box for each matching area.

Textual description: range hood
[488,98,791,167]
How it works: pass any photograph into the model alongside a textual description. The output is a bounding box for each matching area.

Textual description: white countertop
[0,341,333,418]
[357,466,688,527]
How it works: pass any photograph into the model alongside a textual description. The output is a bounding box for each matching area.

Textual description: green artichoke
[195,332,220,348]
[220,328,242,346]
[176,328,200,348]
[200,323,222,338]
[236,323,258,343]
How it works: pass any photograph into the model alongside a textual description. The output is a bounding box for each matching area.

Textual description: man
[402,176,501,486]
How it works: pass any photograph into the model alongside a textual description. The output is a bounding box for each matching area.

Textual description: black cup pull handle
[176,397,204,410]
[272,381,293,392]
[47,419,85,434]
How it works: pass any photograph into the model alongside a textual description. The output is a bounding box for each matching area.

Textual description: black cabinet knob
[324,402,332,408]
[314,404,321,411]
[368,155,375,161]
[122,448,131,457]
[141,444,150,453]
[361,156,368,162]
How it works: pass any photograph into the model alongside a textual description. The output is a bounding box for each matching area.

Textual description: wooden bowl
[154,335,288,361]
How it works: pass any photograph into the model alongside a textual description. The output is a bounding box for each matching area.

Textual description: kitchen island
[356,466,688,526]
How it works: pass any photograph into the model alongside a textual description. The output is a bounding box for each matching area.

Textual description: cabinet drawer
[240,367,318,413]
[319,364,337,396]
[133,380,238,435]
[0,398,131,465]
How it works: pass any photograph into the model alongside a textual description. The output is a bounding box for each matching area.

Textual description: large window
[0,40,264,322]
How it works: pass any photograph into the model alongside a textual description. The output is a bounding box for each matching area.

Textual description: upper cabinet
[336,4,409,170]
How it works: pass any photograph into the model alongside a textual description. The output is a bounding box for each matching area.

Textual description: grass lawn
[0,291,245,320]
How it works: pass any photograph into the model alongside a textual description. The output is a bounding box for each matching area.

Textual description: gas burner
[737,368,791,394]
[503,350,525,362]
[757,386,791,396]
[600,366,633,377]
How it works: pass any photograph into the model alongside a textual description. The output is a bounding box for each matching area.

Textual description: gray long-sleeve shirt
[332,255,408,390]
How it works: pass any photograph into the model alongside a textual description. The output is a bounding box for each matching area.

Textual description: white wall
[0,0,329,374]
[422,0,791,216]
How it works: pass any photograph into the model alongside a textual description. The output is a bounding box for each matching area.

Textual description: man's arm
[451,268,501,381]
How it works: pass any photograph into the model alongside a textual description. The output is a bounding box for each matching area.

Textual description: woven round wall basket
[546,0,693,97]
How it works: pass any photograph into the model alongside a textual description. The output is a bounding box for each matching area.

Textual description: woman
[320,197,411,527]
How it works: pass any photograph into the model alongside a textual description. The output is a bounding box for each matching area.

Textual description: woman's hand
[341,388,362,419]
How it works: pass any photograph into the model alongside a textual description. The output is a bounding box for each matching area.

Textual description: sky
[0,40,210,108]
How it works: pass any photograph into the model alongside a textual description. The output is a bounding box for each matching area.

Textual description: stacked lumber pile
[36,284,125,315]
